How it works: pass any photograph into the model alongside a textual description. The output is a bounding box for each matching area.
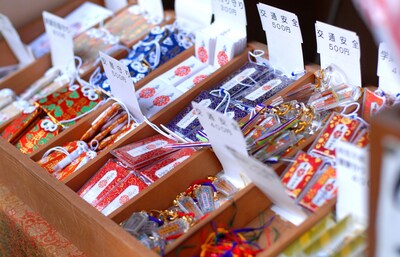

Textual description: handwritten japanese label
[315,21,361,87]
[0,14,34,65]
[104,0,127,12]
[336,141,369,225]
[213,0,247,34]
[100,52,144,122]
[175,0,213,30]
[193,102,247,187]
[377,42,400,94]
[43,11,74,70]
[257,4,303,77]
[137,0,164,21]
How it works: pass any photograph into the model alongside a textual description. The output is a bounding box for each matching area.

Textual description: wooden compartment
[0,14,187,157]
[0,39,334,257]
[0,44,258,256]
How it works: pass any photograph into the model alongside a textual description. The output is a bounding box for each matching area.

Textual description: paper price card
[175,0,213,31]
[138,0,164,21]
[43,11,74,70]
[336,141,369,225]
[226,145,307,226]
[377,42,400,95]
[376,137,400,257]
[315,21,361,87]
[213,0,247,33]
[100,52,144,122]
[193,102,248,188]
[0,14,34,65]
[105,0,127,12]
[257,3,304,77]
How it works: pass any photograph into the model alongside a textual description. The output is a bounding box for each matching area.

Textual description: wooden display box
[0,40,334,257]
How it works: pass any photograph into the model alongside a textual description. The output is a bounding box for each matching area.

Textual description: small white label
[127,140,169,157]
[0,14,34,65]
[175,0,213,31]
[324,124,348,150]
[212,0,247,35]
[193,102,248,187]
[82,170,118,204]
[315,21,361,87]
[257,3,304,76]
[101,185,140,216]
[177,99,212,129]
[226,146,307,225]
[138,0,164,21]
[286,162,312,190]
[100,52,144,122]
[336,141,369,225]
[221,68,257,91]
[155,156,190,178]
[377,42,400,95]
[43,12,74,70]
[105,0,128,12]
[245,79,281,101]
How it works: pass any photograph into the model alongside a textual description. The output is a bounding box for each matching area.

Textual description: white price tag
[138,0,164,21]
[105,0,128,12]
[257,3,304,77]
[376,137,400,257]
[43,12,74,70]
[212,0,247,35]
[192,102,248,187]
[99,52,144,122]
[226,146,307,225]
[377,42,400,95]
[336,141,369,225]
[175,0,213,31]
[315,21,361,87]
[0,14,34,65]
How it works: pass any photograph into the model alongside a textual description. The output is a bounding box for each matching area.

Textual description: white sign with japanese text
[138,0,164,21]
[212,0,247,35]
[175,0,212,31]
[315,21,361,87]
[192,102,248,187]
[105,0,128,12]
[377,42,400,95]
[100,52,144,122]
[336,141,369,225]
[43,11,74,70]
[257,3,304,76]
